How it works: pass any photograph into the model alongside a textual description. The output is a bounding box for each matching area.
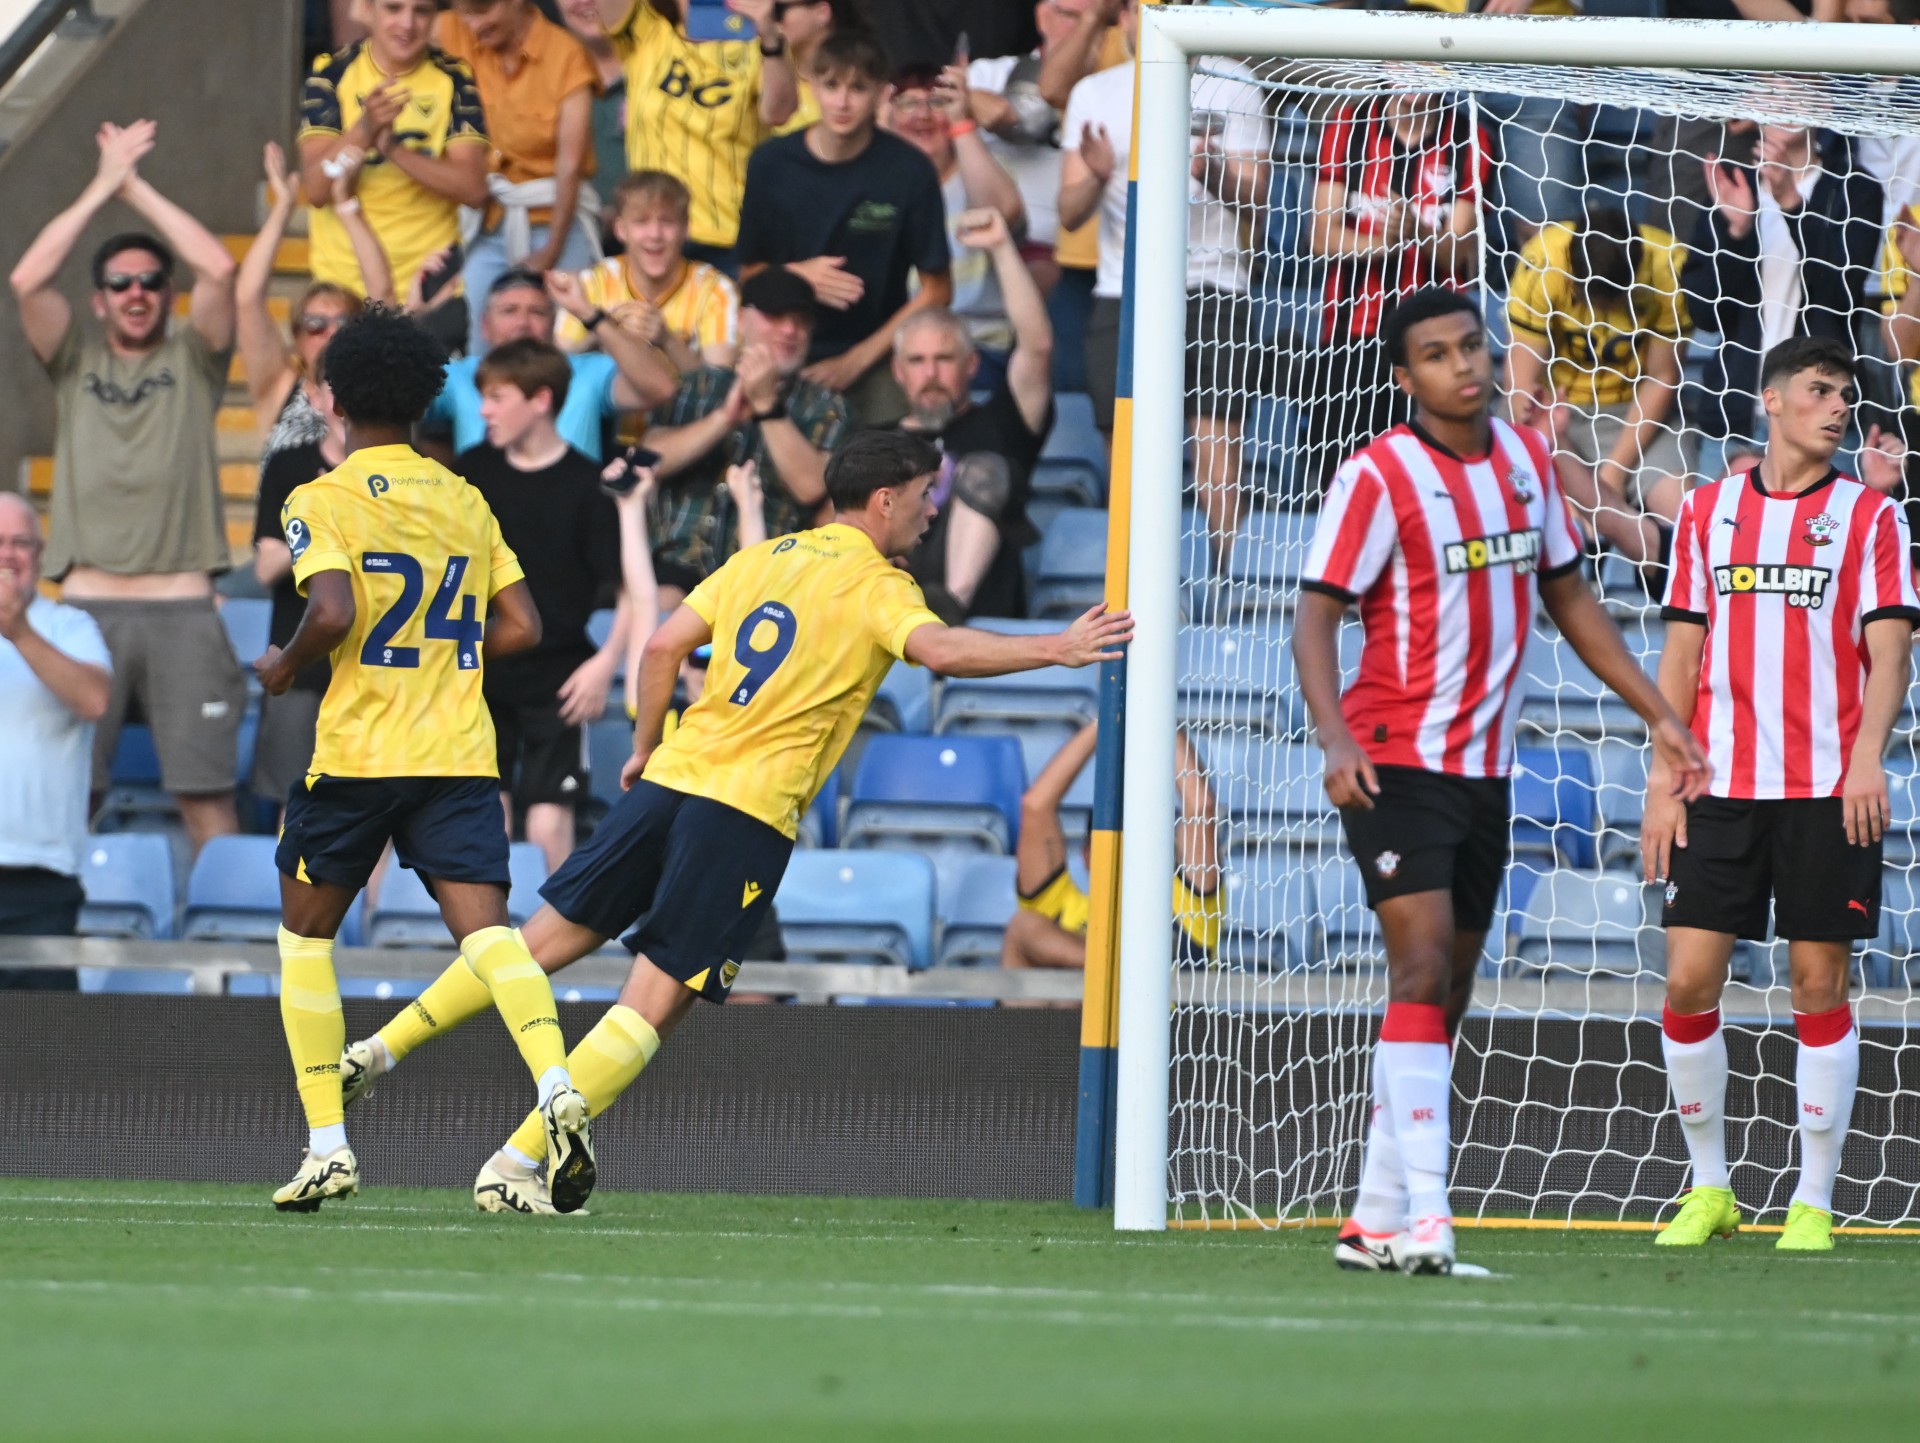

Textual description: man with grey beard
[892,206,1054,621]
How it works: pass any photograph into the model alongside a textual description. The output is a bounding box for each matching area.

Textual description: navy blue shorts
[541,780,791,1002]
[277,775,510,892]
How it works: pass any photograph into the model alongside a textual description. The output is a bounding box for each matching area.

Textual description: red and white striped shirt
[1661,467,1920,799]
[1301,419,1586,778]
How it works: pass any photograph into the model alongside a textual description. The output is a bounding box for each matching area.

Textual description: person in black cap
[640,264,855,603]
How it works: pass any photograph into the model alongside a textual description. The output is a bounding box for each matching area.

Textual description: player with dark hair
[338,429,1133,1215]
[257,306,594,1213]
[1646,335,1920,1254]
[1293,287,1710,1274]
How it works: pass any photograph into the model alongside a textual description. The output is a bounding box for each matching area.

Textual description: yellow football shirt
[612,1,770,249]
[774,77,818,138]
[283,444,524,779]
[1507,221,1690,408]
[554,256,740,357]
[643,523,943,837]
[1020,869,1223,958]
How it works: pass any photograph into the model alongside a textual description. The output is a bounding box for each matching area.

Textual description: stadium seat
[219,597,272,670]
[775,848,936,970]
[870,660,933,733]
[934,853,1019,968]
[507,843,549,925]
[1512,868,1653,975]
[1194,734,1339,857]
[935,619,1098,741]
[842,735,1026,860]
[1518,631,1648,740]
[367,843,548,947]
[1218,846,1312,970]
[1884,760,1920,868]
[1592,736,1648,870]
[180,835,284,942]
[76,833,177,940]
[797,767,841,849]
[586,606,623,705]
[1178,625,1297,737]
[1871,868,1919,988]
[586,715,635,813]
[77,966,196,995]
[1037,391,1108,495]
[1511,746,1598,869]
[1030,507,1108,618]
[1311,855,1381,969]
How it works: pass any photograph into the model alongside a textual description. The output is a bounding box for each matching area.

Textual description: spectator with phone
[640,266,852,600]
[418,267,677,460]
[555,170,740,374]
[299,0,490,299]
[734,27,954,426]
[463,339,629,870]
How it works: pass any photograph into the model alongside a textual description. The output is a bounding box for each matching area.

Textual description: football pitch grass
[3,1180,1915,1442]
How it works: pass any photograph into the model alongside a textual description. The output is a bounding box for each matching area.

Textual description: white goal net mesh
[1164,40,1920,1227]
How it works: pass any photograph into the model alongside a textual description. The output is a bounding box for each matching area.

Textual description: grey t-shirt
[41,322,232,578]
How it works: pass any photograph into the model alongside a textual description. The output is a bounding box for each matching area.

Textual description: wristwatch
[759,34,787,58]
[584,308,611,331]
[753,395,790,423]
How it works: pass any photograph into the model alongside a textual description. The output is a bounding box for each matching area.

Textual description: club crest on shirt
[1665,881,1678,908]
[1443,528,1541,576]
[284,517,310,560]
[1506,467,1536,504]
[1802,512,1839,547]
[1712,562,1831,609]
[1375,850,1401,879]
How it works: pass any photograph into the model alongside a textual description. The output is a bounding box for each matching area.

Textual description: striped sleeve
[443,53,489,144]
[1860,495,1920,625]
[299,52,345,138]
[1299,457,1394,604]
[1660,488,1709,624]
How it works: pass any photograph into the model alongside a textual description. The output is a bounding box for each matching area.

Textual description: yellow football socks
[375,954,495,1063]
[278,927,345,1131]
[505,1005,661,1163]
[462,926,569,1080]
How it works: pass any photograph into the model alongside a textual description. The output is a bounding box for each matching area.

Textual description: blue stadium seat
[1512,868,1653,976]
[76,833,177,939]
[219,597,272,670]
[934,853,1019,968]
[935,618,1098,740]
[586,714,635,812]
[1511,746,1598,869]
[1871,868,1919,988]
[1518,631,1648,740]
[1030,507,1108,618]
[1218,847,1312,970]
[507,843,550,925]
[682,0,751,40]
[78,966,196,995]
[108,723,162,786]
[1884,760,1920,868]
[1311,855,1381,969]
[586,606,623,704]
[843,735,1026,860]
[1592,736,1647,870]
[1178,625,1297,737]
[871,660,933,733]
[1039,391,1107,486]
[1193,734,1339,856]
[775,848,936,969]
[180,835,284,942]
[797,767,841,849]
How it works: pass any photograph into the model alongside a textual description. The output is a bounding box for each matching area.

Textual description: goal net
[1113,6,1920,1230]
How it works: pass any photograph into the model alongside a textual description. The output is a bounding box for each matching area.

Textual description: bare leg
[524,802,577,874]
[1000,908,1087,970]
[1191,414,1244,573]
[176,791,239,856]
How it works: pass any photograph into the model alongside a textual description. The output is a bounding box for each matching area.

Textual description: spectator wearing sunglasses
[9,118,247,857]
[238,140,390,465]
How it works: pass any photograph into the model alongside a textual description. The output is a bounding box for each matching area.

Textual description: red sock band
[1661,1004,1721,1045]
[1793,1003,1854,1048]
[1380,1001,1448,1045]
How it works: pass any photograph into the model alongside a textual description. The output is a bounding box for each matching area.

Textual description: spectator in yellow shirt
[580,0,799,268]
[299,0,490,298]
[555,170,740,373]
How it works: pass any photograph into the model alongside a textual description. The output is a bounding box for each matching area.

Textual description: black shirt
[457,444,621,681]
[869,0,1038,69]
[253,443,333,697]
[734,130,952,362]
[900,380,1051,621]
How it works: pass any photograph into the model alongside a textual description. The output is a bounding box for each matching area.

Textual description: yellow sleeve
[1644,235,1689,340]
[286,486,351,594]
[1506,233,1553,337]
[695,270,740,354]
[486,511,525,595]
[683,569,722,626]
[610,0,661,62]
[861,566,944,663]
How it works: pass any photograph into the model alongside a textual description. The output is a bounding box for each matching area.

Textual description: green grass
[2,1181,1915,1442]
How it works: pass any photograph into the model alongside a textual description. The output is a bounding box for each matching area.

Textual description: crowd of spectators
[16,0,1920,948]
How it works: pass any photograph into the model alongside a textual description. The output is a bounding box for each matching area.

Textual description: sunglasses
[296,313,346,336]
[102,271,169,294]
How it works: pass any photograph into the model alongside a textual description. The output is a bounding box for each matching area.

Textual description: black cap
[739,266,819,324]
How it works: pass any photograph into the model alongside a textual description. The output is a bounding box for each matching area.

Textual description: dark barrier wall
[0,998,1081,1199]
[0,0,298,484]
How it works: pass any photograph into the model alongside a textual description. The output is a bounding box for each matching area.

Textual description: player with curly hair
[254,306,597,1214]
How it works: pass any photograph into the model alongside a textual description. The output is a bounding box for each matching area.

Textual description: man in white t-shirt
[0,492,113,971]
[1058,0,1271,572]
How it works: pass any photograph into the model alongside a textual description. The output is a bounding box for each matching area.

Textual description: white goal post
[1113,6,1920,1233]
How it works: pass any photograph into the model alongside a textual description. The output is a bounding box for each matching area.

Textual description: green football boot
[1654,1186,1741,1246]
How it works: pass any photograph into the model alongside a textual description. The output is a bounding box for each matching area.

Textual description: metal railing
[0,0,109,94]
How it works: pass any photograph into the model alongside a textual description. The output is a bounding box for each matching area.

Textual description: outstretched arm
[904,603,1131,678]
[9,121,158,362]
[119,167,239,351]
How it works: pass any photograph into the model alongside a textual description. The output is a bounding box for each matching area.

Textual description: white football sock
[1662,1011,1730,1190]
[1377,1039,1452,1223]
[310,1123,348,1157]
[501,1144,542,1174]
[535,1065,571,1108]
[369,1035,394,1075]
[1352,1050,1408,1235]
[1792,1019,1859,1215]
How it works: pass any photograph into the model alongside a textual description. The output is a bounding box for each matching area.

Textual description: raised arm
[957,207,1052,433]
[237,143,302,420]
[612,466,660,715]
[735,0,796,127]
[1057,120,1112,235]
[1172,726,1220,897]
[1036,0,1115,111]
[547,268,678,409]
[903,603,1131,678]
[332,155,396,305]
[9,121,157,362]
[119,158,240,350]
[935,66,1026,236]
[737,347,833,509]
